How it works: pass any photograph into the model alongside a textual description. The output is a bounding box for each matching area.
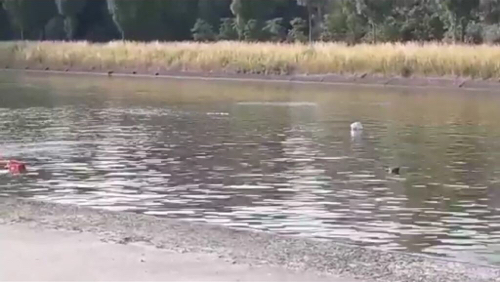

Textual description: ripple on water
[0,85,500,267]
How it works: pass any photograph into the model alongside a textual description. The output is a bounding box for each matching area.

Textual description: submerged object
[350,122,363,139]
[350,122,363,131]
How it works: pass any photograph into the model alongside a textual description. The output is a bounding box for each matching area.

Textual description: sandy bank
[0,224,351,282]
[3,67,500,93]
[0,198,498,282]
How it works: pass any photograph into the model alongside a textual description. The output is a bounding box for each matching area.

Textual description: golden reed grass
[1,41,500,79]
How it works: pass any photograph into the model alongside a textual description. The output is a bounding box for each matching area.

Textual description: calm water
[1,72,500,265]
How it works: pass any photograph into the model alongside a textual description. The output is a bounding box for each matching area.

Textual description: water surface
[1,72,500,265]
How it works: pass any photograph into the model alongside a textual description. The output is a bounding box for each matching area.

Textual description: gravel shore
[0,198,498,282]
[0,224,352,281]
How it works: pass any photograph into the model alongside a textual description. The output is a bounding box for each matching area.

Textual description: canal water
[1,72,499,265]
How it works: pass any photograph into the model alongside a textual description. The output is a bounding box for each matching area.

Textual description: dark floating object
[45,67,49,70]
[25,66,30,69]
[107,70,114,76]
[5,66,9,69]
[132,71,137,74]
[155,72,159,76]
[387,167,401,175]
[65,69,69,72]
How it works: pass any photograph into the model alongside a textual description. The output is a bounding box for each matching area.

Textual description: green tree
[243,19,264,41]
[263,17,286,42]
[230,0,288,39]
[435,0,480,42]
[55,0,87,40]
[44,16,65,40]
[479,0,500,24]
[106,0,166,40]
[159,0,199,41]
[0,0,13,39]
[197,0,231,30]
[229,0,244,38]
[288,17,307,42]
[482,23,500,43]
[465,21,483,43]
[297,0,331,43]
[77,0,121,42]
[378,16,402,42]
[218,17,238,40]
[396,0,444,42]
[191,18,216,41]
[0,0,492,44]
[322,0,366,43]
[355,0,394,43]
[2,0,57,39]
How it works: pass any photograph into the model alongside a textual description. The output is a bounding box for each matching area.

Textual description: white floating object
[350,122,363,131]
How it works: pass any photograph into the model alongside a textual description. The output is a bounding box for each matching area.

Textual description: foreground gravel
[1,224,349,281]
[0,198,498,282]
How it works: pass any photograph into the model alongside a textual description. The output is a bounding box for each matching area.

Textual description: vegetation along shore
[3,41,500,81]
[1,1,500,81]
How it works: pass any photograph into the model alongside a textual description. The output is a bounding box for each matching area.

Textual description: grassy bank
[1,41,500,79]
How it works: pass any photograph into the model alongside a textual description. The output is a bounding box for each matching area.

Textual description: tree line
[1,0,500,44]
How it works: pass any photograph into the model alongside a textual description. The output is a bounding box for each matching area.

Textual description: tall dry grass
[1,41,500,79]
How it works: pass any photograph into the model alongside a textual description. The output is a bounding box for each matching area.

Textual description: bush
[218,18,238,40]
[263,17,286,42]
[243,19,262,41]
[482,24,500,44]
[378,16,402,42]
[44,16,66,40]
[465,22,483,44]
[287,17,307,43]
[191,18,216,41]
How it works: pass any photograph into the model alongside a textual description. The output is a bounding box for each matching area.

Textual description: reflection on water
[1,73,500,265]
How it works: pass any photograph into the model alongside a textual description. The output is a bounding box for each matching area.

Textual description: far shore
[3,41,500,92]
[3,66,500,93]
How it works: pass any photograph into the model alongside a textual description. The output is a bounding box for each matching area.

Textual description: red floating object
[3,160,27,174]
